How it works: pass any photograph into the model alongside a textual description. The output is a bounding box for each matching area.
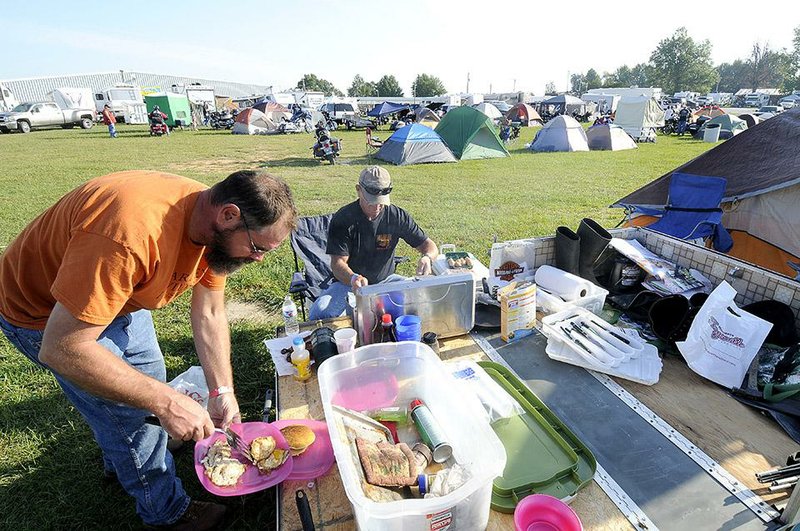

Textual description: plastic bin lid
[478,361,596,513]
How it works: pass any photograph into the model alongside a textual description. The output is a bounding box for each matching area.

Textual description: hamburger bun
[280,424,316,451]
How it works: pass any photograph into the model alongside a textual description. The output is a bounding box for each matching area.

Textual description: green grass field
[0,123,714,529]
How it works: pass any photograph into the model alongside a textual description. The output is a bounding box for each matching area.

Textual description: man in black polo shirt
[309,166,438,320]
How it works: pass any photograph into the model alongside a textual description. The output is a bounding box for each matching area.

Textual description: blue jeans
[107,123,117,137]
[0,310,190,526]
[309,274,406,320]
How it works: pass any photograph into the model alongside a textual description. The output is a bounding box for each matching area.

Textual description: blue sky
[2,1,798,95]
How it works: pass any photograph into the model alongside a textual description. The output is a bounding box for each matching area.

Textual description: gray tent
[586,124,637,151]
[375,123,456,166]
[530,115,589,152]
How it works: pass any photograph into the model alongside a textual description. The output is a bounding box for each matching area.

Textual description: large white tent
[614,96,665,142]
[586,124,637,151]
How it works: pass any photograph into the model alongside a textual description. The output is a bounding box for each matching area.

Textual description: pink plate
[194,422,293,497]
[272,419,335,481]
[514,494,583,531]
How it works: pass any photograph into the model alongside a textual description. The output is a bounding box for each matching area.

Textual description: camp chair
[289,213,409,320]
[365,127,383,157]
[646,172,734,252]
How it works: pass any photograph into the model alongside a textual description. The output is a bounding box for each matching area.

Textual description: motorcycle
[289,108,313,133]
[659,117,678,135]
[311,124,341,165]
[208,110,235,130]
[319,110,338,131]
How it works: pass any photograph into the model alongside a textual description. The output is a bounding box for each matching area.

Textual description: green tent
[144,92,192,127]
[435,106,509,160]
[698,114,748,139]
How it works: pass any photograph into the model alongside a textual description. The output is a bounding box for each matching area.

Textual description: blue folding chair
[289,214,335,321]
[288,213,409,320]
[647,172,733,252]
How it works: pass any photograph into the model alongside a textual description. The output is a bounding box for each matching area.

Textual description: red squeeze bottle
[380,314,397,343]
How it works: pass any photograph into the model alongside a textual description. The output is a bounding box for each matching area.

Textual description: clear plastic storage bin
[318,342,507,530]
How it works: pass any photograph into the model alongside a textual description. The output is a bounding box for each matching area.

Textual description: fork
[221,428,255,464]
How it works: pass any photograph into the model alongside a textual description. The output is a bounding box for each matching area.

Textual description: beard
[205,227,255,275]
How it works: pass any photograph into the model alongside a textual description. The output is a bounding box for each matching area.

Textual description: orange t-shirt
[0,170,226,329]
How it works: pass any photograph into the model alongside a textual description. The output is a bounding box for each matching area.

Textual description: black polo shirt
[327,201,427,284]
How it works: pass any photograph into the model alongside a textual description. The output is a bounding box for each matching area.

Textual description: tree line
[569,26,800,96]
[294,25,800,99]
[295,73,447,98]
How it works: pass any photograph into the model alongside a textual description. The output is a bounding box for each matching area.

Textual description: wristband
[209,386,234,399]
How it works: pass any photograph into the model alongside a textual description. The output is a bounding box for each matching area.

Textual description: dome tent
[434,106,509,160]
[586,124,637,151]
[505,103,542,126]
[530,115,589,152]
[375,123,456,166]
[473,102,503,121]
[232,108,279,135]
[698,114,748,139]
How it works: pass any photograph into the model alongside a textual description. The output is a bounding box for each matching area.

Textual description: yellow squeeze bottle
[290,336,311,382]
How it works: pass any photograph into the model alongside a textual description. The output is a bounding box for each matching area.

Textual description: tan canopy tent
[505,103,542,126]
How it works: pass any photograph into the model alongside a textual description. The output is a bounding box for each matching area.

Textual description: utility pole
[513,79,516,92]
[489,83,492,94]
[466,73,470,94]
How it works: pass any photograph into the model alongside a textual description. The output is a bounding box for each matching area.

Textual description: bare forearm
[331,256,356,285]
[192,309,233,389]
[416,239,438,259]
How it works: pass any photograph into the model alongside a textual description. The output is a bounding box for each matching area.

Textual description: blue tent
[375,124,457,165]
[368,101,410,117]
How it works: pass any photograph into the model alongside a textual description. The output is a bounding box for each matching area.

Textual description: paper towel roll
[534,265,592,301]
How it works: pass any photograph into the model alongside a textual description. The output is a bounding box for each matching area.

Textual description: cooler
[353,273,475,346]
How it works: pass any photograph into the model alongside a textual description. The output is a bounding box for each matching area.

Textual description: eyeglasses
[240,214,269,254]
[360,184,392,196]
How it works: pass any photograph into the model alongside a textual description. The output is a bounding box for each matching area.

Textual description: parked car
[0,102,96,133]
[753,105,782,117]
[485,100,512,113]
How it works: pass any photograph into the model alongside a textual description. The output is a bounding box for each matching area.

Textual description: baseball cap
[358,166,392,205]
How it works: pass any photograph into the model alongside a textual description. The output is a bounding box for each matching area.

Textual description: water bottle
[282,295,299,336]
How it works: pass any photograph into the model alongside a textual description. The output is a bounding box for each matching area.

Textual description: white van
[744,93,770,108]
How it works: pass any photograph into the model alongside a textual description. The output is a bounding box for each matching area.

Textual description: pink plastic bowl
[514,494,583,531]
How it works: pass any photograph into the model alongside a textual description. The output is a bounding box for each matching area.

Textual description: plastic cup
[395,315,422,342]
[513,494,583,531]
[333,327,357,353]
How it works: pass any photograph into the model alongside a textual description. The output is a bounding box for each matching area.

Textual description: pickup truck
[0,102,96,133]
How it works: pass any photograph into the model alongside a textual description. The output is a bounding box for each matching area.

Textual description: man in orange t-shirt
[0,169,297,529]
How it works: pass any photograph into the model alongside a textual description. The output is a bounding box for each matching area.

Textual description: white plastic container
[537,281,609,316]
[318,342,507,530]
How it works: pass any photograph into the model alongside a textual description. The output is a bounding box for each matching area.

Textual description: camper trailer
[94,84,145,122]
[0,84,19,112]
[171,84,217,112]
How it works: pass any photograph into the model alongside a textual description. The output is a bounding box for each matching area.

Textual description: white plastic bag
[676,281,772,389]
[168,366,209,409]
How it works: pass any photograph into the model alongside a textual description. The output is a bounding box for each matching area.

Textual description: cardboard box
[498,281,537,342]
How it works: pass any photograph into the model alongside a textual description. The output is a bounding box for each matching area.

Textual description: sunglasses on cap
[360,184,392,196]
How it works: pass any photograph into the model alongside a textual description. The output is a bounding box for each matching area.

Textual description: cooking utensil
[331,404,393,441]
[145,415,255,462]
[296,490,316,531]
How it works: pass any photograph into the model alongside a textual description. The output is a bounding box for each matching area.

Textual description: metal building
[0,71,269,102]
